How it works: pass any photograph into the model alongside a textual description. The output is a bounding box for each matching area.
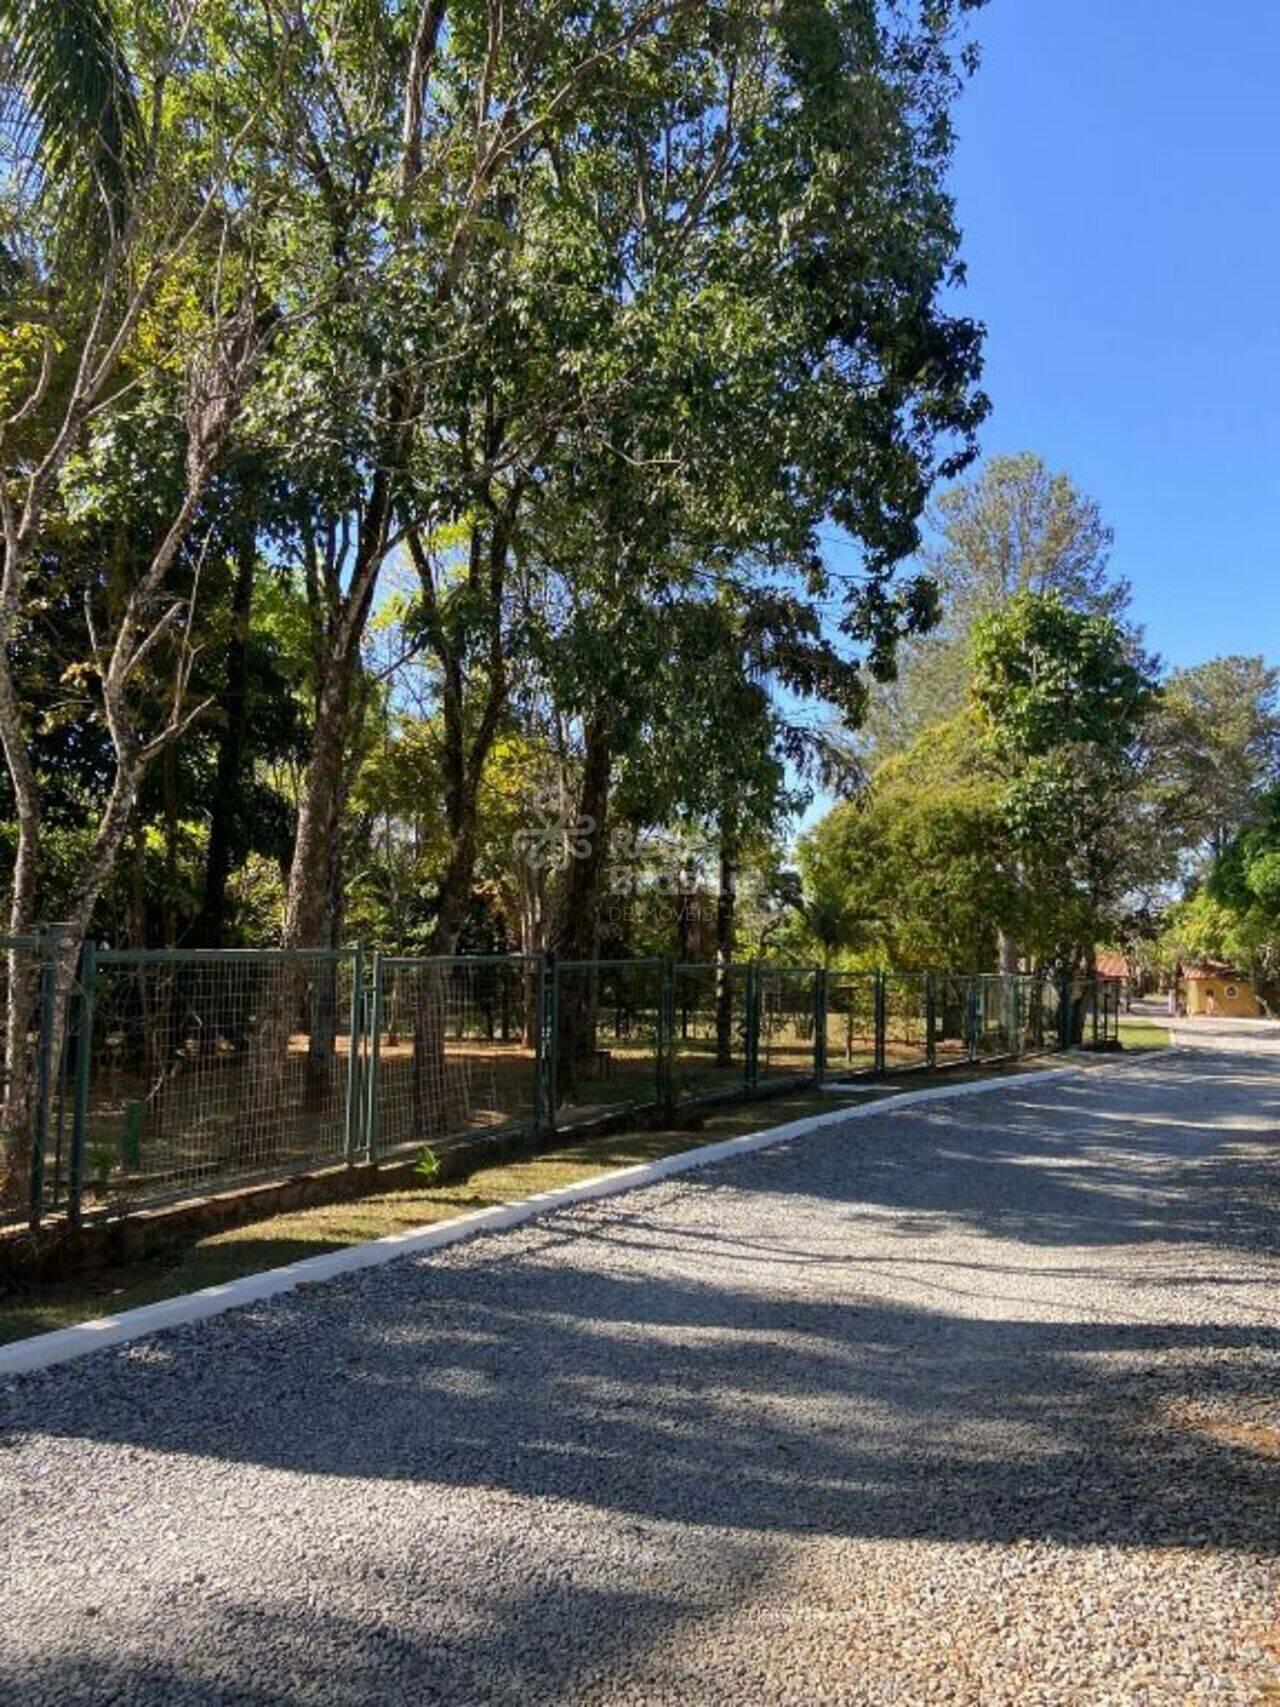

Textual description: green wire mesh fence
[72,948,360,1214]
[367,955,540,1158]
[552,958,666,1118]
[823,973,880,1076]
[0,937,1123,1229]
[757,967,820,1085]
[667,961,747,1101]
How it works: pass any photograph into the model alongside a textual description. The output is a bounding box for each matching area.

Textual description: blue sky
[939,0,1280,670]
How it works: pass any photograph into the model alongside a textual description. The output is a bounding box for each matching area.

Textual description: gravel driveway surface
[3,1040,1278,1706]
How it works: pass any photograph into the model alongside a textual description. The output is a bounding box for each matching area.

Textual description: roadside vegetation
[1,2,1276,1233]
[0,1086,873,1342]
[1117,1017,1172,1051]
[0,1051,1090,1344]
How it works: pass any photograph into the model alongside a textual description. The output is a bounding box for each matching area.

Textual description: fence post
[873,971,886,1075]
[364,952,383,1161]
[925,972,937,1069]
[545,953,559,1128]
[651,962,672,1119]
[68,937,96,1227]
[1091,980,1100,1049]
[745,962,760,1090]
[531,952,547,1134]
[344,943,364,1164]
[1057,974,1072,1049]
[967,977,980,1062]
[813,967,828,1084]
[1005,975,1017,1058]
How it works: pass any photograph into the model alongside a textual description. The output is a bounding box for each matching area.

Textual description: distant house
[1183,964,1261,1018]
[1095,950,1129,982]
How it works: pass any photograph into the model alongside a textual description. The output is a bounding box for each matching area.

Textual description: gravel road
[3,1037,1278,1705]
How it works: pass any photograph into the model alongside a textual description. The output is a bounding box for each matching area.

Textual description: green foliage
[864,455,1128,760]
[968,591,1160,962]
[1172,787,1280,980]
[85,1140,116,1187]
[1147,656,1280,859]
[0,4,1024,974]
[1246,849,1280,913]
[1161,890,1251,972]
[794,716,1012,971]
[796,584,1168,978]
[972,597,1151,868]
[971,592,1155,764]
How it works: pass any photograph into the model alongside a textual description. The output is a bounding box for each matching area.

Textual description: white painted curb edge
[1,1063,1083,1379]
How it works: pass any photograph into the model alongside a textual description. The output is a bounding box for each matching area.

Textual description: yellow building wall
[1185,977,1259,1018]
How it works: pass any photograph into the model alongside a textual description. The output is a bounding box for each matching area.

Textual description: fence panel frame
[4,942,1130,1226]
[81,944,360,1213]
[368,952,543,1160]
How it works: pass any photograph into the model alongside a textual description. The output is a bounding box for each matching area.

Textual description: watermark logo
[607,827,712,896]
[512,805,735,935]
[511,789,596,873]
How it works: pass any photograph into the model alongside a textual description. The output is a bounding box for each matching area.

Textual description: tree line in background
[0,0,993,1196]
[2,2,1277,1204]
[786,454,1280,991]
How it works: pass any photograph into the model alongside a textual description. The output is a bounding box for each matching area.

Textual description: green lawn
[0,1087,868,1345]
[0,1057,1064,1348]
[1118,1016,1172,1050]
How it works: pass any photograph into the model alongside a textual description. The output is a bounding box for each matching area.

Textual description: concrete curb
[1,1063,1084,1379]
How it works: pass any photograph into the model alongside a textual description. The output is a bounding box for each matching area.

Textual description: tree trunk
[413,693,506,1138]
[518,883,541,1048]
[0,649,43,1191]
[429,819,479,958]
[556,716,611,962]
[251,618,364,1157]
[0,301,256,1205]
[257,636,362,1158]
[194,531,254,948]
[12,760,146,1208]
[409,961,450,1140]
[675,869,693,965]
[302,774,348,1116]
[283,659,361,951]
[554,714,611,1102]
[282,479,389,952]
[997,928,1019,975]
[162,744,180,948]
[412,506,513,961]
[425,669,505,961]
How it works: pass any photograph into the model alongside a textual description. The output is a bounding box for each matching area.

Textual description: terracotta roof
[1095,950,1129,980]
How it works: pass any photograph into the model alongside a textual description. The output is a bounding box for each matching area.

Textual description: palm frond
[0,0,142,226]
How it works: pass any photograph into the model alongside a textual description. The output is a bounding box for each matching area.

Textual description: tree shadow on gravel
[714,1047,1280,1259]
[2,1244,1276,1552]
[3,1269,1276,1705]
[0,1579,698,1707]
[1,1046,1277,1703]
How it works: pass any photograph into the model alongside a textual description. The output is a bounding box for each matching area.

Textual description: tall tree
[970,590,1161,973]
[0,0,285,1191]
[267,0,738,952]
[866,453,1130,758]
[1148,655,1280,862]
[1162,787,1280,988]
[529,0,991,970]
[792,716,1012,971]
